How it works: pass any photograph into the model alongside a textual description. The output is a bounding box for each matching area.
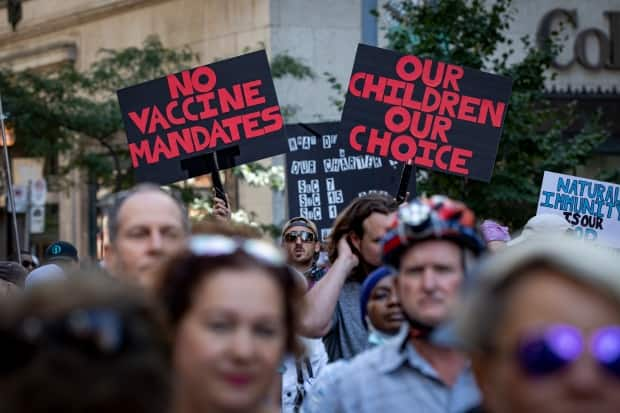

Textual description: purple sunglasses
[517,324,620,379]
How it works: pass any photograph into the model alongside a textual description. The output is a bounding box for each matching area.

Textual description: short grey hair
[454,237,620,353]
[107,183,191,243]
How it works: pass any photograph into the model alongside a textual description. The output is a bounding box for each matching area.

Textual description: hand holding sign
[341,44,512,182]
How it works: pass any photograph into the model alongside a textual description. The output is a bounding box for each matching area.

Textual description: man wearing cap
[304,195,484,413]
[281,217,324,286]
[104,183,190,287]
[44,241,79,270]
[454,238,620,413]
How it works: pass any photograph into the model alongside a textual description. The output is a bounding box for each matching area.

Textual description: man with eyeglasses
[453,237,620,413]
[281,217,325,286]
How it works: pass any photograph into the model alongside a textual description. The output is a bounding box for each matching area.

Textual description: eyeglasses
[190,235,287,267]
[515,324,620,379]
[283,231,316,244]
[0,308,128,375]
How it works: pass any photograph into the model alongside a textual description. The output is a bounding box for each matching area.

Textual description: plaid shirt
[303,325,481,413]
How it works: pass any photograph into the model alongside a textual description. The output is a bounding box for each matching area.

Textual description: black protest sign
[286,122,416,241]
[117,50,287,185]
[341,44,512,182]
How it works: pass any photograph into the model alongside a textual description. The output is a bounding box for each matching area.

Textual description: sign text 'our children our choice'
[341,44,512,182]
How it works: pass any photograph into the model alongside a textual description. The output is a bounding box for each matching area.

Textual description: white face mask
[365,316,397,346]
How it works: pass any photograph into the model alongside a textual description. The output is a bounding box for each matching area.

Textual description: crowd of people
[0,184,618,413]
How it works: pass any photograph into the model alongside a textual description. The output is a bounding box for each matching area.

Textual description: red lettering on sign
[167,66,217,99]
[416,140,437,167]
[430,116,451,143]
[261,106,283,134]
[391,135,417,162]
[457,96,480,123]
[209,120,232,147]
[242,111,263,139]
[148,106,171,134]
[181,97,199,121]
[421,59,445,88]
[129,139,153,167]
[449,147,472,174]
[479,100,505,127]
[362,74,387,101]
[443,64,464,91]
[367,128,392,157]
[219,84,245,113]
[243,80,266,106]
[221,115,244,141]
[349,125,366,151]
[349,72,366,97]
[396,55,423,82]
[168,128,195,154]
[165,101,185,126]
[128,108,150,135]
[191,126,211,151]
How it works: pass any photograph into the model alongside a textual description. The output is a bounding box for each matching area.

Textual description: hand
[399,191,411,206]
[337,236,359,269]
[212,195,231,221]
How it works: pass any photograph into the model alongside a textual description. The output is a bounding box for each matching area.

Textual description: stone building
[0,0,617,258]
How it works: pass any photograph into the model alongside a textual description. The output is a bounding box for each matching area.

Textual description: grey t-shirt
[322,281,370,361]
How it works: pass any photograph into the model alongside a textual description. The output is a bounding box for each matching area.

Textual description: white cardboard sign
[537,171,620,248]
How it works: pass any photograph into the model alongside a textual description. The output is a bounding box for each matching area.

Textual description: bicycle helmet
[382,195,485,270]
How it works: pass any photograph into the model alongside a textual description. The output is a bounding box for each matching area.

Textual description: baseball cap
[44,241,78,263]
[281,217,319,239]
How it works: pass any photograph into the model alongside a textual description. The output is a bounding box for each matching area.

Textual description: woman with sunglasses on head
[454,237,620,413]
[157,235,304,413]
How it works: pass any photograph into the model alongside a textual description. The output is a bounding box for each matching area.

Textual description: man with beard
[103,183,190,288]
[299,194,398,361]
[304,195,484,412]
[281,217,325,286]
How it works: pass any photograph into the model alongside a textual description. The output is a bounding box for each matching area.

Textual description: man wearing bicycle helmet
[304,195,484,413]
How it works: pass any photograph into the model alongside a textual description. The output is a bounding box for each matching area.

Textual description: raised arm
[297,237,358,337]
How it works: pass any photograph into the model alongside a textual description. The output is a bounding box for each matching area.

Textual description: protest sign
[117,50,287,185]
[286,122,416,241]
[341,44,512,182]
[537,171,620,248]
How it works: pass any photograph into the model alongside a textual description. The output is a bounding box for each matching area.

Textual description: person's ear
[349,231,362,253]
[103,244,116,270]
[314,242,321,254]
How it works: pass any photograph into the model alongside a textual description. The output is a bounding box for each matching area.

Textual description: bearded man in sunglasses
[281,217,324,286]
[454,238,620,413]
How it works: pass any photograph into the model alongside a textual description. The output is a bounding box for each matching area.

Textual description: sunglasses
[283,230,316,243]
[515,324,620,379]
[190,235,287,267]
[0,309,129,375]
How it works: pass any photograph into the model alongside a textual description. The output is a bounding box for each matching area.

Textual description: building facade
[0,0,617,258]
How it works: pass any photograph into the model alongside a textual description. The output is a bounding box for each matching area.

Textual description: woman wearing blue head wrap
[359,266,404,346]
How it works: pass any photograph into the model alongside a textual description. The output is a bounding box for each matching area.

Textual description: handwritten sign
[340,44,512,182]
[117,50,288,184]
[286,122,416,241]
[537,171,620,248]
